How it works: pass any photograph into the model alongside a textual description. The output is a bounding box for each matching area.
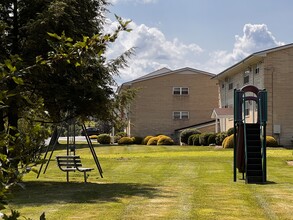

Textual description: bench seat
[56,155,94,182]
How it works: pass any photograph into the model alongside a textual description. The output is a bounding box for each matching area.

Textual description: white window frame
[173,87,189,95]
[173,111,189,120]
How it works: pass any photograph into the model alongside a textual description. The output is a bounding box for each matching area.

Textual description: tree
[0,0,133,217]
[113,87,139,132]
[0,0,112,125]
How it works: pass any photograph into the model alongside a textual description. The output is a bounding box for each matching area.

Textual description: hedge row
[181,126,278,147]
[93,133,174,145]
[222,134,278,148]
[143,135,174,146]
[184,131,227,146]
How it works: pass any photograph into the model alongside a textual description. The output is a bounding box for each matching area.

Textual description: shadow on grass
[11,181,163,206]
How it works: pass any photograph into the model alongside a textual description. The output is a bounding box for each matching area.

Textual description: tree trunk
[12,0,19,55]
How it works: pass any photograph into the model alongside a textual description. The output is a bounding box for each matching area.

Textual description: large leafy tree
[0,0,114,121]
[0,0,133,215]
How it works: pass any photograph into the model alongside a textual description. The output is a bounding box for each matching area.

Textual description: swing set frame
[37,119,103,180]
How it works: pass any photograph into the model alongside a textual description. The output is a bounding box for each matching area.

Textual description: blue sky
[106,0,293,84]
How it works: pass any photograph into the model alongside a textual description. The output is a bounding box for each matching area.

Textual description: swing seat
[56,155,94,182]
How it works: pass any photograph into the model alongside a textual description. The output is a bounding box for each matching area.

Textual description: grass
[4,145,293,219]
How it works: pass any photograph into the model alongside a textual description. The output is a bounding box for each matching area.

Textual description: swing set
[37,119,103,182]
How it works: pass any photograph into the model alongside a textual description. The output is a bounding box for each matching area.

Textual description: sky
[105,0,293,85]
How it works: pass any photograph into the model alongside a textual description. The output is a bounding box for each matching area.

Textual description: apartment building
[213,43,293,146]
[118,67,218,138]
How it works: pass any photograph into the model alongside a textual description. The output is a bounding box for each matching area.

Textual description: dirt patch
[287,161,293,166]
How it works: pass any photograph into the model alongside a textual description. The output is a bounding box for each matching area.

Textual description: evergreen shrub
[89,135,98,139]
[147,136,159,145]
[199,133,212,146]
[222,134,234,148]
[180,128,201,145]
[157,136,174,145]
[266,136,278,147]
[227,127,234,136]
[142,136,153,145]
[118,137,133,145]
[188,135,195,145]
[115,131,127,142]
[192,134,200,146]
[216,132,227,145]
[207,133,217,145]
[132,136,144,145]
[97,134,111,144]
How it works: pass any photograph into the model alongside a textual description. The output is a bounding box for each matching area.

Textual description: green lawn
[5,145,293,219]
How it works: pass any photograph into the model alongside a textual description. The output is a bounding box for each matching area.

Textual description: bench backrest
[56,155,82,168]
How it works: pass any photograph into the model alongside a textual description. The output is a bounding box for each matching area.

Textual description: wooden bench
[56,155,94,182]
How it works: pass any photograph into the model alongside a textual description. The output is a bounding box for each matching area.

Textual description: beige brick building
[213,43,293,146]
[118,67,218,139]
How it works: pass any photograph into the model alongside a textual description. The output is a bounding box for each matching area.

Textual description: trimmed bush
[223,134,234,149]
[89,135,98,139]
[97,134,111,144]
[156,134,166,138]
[115,131,127,142]
[227,127,234,136]
[147,136,159,145]
[142,136,153,145]
[192,134,200,146]
[266,136,278,147]
[180,128,201,145]
[157,136,174,145]
[199,133,212,146]
[132,136,144,145]
[118,137,133,145]
[207,133,217,145]
[188,135,195,145]
[216,132,227,145]
[116,131,127,137]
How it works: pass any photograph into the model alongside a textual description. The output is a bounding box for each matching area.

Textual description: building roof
[213,43,293,80]
[174,119,216,132]
[121,67,215,87]
[211,108,233,119]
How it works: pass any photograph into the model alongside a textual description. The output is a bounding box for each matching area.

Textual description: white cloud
[206,24,285,73]
[105,20,203,84]
[106,21,285,85]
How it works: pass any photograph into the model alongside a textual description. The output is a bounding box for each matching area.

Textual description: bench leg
[67,171,69,182]
[84,172,87,183]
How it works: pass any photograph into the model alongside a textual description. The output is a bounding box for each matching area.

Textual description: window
[181,111,189,119]
[173,87,181,95]
[173,111,189,120]
[173,87,189,95]
[244,75,249,84]
[245,108,250,116]
[228,83,233,90]
[255,63,260,74]
[173,111,181,119]
[181,87,189,95]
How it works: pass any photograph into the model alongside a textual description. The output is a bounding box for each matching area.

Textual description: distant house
[212,43,293,146]
[118,67,218,139]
